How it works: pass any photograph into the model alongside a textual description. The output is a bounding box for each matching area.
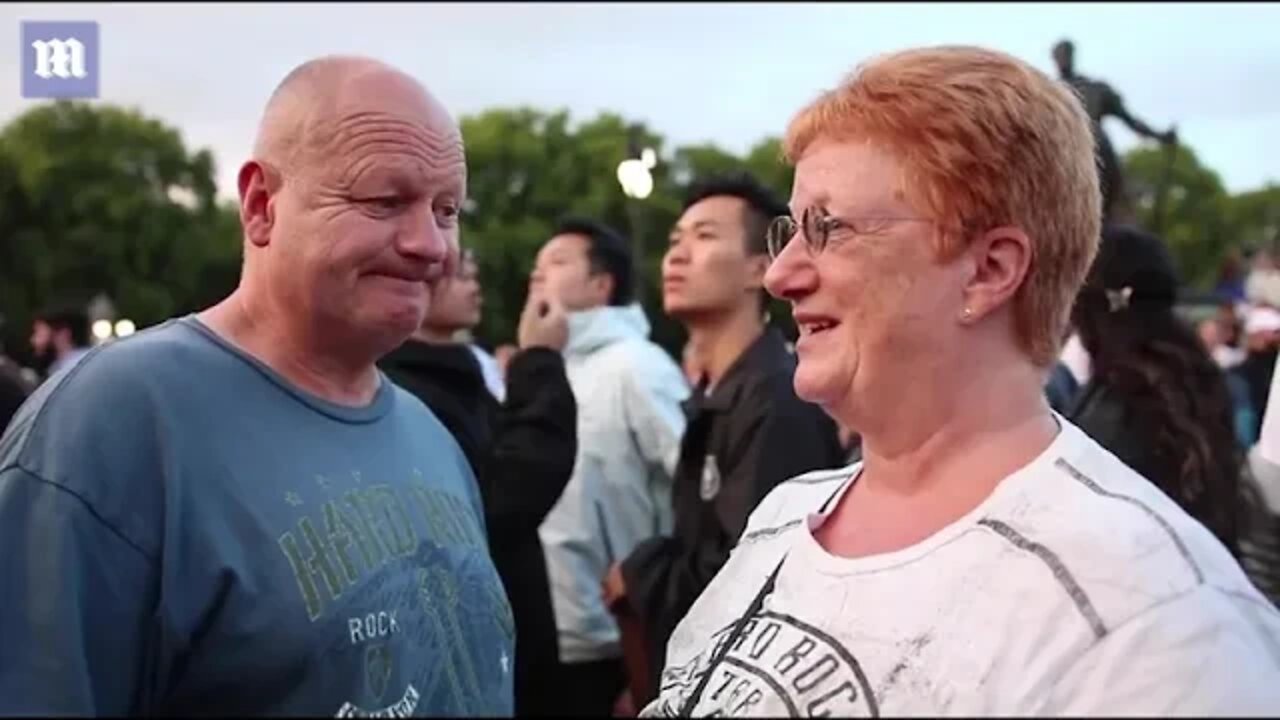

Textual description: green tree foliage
[0,100,241,358]
[1124,144,1235,288]
[1227,184,1280,253]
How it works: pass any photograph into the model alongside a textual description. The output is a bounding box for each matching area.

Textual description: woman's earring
[961,307,974,321]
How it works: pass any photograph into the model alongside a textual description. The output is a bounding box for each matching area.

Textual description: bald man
[0,56,515,716]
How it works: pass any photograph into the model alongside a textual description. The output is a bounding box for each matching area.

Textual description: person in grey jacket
[530,217,689,716]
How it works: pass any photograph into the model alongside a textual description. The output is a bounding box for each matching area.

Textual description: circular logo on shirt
[660,612,879,717]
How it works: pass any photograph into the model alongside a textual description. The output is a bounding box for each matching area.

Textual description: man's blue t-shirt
[0,316,514,716]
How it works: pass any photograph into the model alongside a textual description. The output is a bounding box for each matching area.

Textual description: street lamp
[616,150,656,200]
[618,134,657,303]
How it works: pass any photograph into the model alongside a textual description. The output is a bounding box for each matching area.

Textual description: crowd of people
[1,44,1279,717]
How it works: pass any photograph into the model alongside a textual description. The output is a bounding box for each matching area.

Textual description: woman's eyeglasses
[765,206,934,260]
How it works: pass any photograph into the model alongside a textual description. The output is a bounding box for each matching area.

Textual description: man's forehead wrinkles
[340,140,465,179]
[333,130,464,164]
[313,108,463,188]
[338,144,466,188]
[335,132,462,162]
[328,110,456,136]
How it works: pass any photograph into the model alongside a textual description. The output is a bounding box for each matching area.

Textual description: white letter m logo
[32,38,88,80]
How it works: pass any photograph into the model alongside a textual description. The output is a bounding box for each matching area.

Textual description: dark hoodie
[0,356,32,435]
[380,341,576,717]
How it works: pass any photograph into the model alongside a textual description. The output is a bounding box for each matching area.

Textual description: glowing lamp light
[114,319,136,338]
[92,320,113,341]
[617,158,654,200]
[617,146,657,200]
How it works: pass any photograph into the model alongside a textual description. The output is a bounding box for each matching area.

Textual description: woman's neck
[818,356,1058,558]
[859,379,1056,497]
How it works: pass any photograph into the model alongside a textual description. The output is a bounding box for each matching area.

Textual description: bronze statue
[1052,39,1177,224]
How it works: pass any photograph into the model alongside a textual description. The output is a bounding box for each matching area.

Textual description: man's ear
[588,271,617,306]
[238,160,278,249]
[958,226,1033,323]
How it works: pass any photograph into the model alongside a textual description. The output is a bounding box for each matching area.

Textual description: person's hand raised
[518,296,568,352]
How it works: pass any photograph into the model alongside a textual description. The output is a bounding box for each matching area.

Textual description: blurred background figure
[529,217,688,717]
[1214,249,1248,305]
[1198,301,1255,446]
[1200,302,1247,371]
[0,314,35,434]
[380,247,577,717]
[1247,248,1280,309]
[29,303,92,382]
[1241,346,1280,607]
[1242,305,1280,441]
[1068,224,1243,553]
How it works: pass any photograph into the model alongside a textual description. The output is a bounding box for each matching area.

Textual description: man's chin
[368,303,427,340]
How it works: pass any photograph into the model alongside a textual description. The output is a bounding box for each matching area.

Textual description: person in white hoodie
[529,217,690,716]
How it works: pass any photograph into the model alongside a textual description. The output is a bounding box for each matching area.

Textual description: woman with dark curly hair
[1069,224,1242,553]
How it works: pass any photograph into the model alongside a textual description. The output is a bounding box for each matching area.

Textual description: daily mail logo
[21,21,100,99]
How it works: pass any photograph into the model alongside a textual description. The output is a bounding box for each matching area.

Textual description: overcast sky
[3,2,1277,202]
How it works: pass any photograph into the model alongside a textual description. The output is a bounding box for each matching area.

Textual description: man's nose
[398,207,451,265]
[664,243,688,267]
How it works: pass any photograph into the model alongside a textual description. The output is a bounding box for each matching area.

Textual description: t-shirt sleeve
[0,465,156,715]
[1041,586,1280,715]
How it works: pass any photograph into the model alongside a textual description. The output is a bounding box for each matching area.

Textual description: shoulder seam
[978,517,1108,639]
[1053,457,1205,585]
[1,462,159,565]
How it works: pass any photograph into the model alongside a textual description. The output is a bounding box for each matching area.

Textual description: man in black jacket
[380,249,576,716]
[0,317,34,434]
[603,173,845,707]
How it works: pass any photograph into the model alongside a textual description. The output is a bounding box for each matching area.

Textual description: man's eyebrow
[673,219,719,234]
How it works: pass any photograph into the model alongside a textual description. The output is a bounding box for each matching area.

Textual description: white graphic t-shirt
[642,419,1280,717]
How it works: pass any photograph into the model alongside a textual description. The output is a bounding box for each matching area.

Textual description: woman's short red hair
[785,45,1101,367]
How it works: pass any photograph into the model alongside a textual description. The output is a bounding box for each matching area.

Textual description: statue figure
[1052,39,1177,224]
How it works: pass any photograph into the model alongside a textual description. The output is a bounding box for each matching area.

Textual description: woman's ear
[958,226,1032,323]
